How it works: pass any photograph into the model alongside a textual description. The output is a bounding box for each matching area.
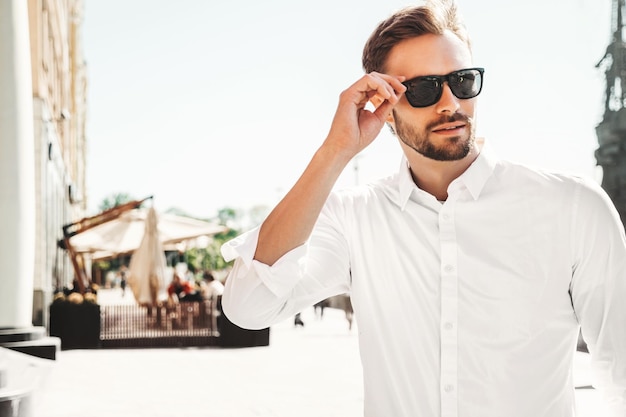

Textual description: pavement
[31,289,606,417]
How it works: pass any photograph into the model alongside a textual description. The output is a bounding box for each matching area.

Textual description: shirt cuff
[220,226,308,298]
[220,226,261,267]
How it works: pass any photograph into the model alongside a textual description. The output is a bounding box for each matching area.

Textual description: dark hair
[203,270,215,282]
[362,0,471,74]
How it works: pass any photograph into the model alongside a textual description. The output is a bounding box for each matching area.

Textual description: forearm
[254,72,405,266]
[254,144,351,265]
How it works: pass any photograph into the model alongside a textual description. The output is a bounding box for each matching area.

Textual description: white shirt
[220,145,626,417]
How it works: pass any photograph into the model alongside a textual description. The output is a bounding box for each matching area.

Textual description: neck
[404,143,480,201]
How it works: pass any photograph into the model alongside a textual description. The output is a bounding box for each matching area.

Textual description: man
[220,1,626,416]
[167,272,196,302]
[199,270,224,336]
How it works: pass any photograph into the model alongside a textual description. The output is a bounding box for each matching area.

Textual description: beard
[393,110,475,161]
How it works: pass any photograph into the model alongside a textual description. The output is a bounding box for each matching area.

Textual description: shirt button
[443,264,454,273]
[442,213,451,221]
[444,322,454,330]
[444,384,454,393]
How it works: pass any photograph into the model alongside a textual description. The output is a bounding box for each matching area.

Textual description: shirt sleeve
[570,177,626,416]
[219,194,352,330]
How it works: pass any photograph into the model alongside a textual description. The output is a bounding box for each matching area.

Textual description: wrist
[317,141,357,169]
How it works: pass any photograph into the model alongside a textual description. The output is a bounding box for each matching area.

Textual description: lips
[432,123,466,133]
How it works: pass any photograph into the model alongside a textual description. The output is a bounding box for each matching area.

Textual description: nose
[434,82,460,114]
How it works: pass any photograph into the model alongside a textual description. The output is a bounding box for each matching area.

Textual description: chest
[345,197,573,331]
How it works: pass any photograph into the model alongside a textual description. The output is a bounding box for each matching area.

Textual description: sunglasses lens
[405,78,441,107]
[449,69,482,99]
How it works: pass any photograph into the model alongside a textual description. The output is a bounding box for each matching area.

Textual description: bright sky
[83,0,611,220]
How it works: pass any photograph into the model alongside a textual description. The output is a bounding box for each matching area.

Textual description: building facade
[27,0,88,327]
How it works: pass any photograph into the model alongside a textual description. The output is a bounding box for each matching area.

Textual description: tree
[217,207,238,227]
[184,207,241,273]
[98,192,135,211]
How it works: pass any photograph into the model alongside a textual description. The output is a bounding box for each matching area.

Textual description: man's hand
[323,72,406,161]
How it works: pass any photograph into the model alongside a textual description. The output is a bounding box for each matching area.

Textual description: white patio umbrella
[127,207,168,307]
[68,207,227,259]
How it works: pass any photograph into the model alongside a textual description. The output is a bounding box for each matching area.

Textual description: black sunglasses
[402,67,485,108]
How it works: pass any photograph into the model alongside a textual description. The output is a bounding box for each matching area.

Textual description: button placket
[439,199,458,417]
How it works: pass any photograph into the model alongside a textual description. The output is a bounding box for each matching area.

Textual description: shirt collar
[397,139,499,210]
[398,159,416,210]
[453,141,498,200]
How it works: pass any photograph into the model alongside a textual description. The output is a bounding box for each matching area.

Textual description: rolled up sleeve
[219,198,352,330]
[219,226,308,329]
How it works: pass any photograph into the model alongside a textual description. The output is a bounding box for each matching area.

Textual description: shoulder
[494,160,616,216]
[495,160,598,194]
[495,159,578,184]
[328,173,399,207]
[319,175,399,229]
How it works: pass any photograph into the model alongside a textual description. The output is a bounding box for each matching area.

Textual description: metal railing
[100,300,220,348]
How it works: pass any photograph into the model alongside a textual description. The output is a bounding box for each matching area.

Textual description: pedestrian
[200,270,224,302]
[119,265,127,296]
[293,312,304,327]
[167,272,196,303]
[200,270,225,336]
[220,1,626,416]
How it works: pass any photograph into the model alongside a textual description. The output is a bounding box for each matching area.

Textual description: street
[35,290,605,417]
